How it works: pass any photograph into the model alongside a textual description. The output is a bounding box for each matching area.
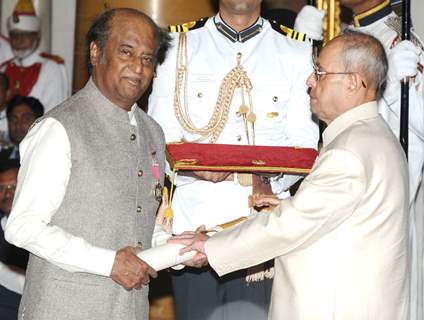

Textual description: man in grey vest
[4,8,170,320]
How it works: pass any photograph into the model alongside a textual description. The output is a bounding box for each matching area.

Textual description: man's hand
[193,171,231,183]
[111,246,158,290]
[250,194,280,208]
[169,225,209,268]
[388,40,421,82]
[294,5,325,41]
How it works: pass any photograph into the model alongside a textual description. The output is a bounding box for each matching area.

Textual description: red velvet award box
[166,143,318,174]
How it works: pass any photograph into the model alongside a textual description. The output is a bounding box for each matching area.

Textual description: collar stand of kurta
[353,0,392,27]
[214,15,263,43]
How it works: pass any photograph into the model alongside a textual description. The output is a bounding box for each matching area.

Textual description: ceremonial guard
[0,0,69,112]
[149,0,319,319]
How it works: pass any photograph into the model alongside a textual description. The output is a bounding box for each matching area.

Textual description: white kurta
[0,50,69,112]
[206,102,409,320]
[5,106,139,277]
[149,16,319,234]
[353,12,424,320]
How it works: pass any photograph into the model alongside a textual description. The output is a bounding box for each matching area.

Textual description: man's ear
[347,73,361,93]
[90,41,100,66]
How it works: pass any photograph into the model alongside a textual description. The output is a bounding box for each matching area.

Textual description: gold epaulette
[168,17,208,33]
[268,20,317,45]
[269,20,306,42]
[40,52,65,64]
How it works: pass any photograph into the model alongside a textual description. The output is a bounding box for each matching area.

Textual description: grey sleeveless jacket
[19,79,165,320]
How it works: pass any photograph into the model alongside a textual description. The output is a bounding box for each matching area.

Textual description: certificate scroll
[136,243,196,271]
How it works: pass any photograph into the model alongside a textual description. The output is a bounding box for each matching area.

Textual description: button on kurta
[272,96,278,102]
[138,170,143,177]
[130,134,136,141]
[137,206,142,213]
[197,92,203,98]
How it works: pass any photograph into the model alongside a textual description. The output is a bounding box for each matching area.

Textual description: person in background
[0,0,69,112]
[295,1,424,318]
[173,30,409,320]
[0,95,44,163]
[0,160,27,320]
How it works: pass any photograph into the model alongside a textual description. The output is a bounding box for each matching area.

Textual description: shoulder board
[269,20,306,41]
[168,17,209,33]
[268,20,316,44]
[384,16,424,52]
[39,52,65,64]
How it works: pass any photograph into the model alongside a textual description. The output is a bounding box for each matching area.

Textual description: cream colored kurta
[206,102,410,320]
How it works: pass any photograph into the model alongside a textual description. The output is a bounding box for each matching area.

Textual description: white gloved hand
[294,5,325,41]
[388,40,421,82]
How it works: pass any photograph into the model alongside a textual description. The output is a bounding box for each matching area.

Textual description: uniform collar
[214,14,264,43]
[11,49,41,67]
[353,0,392,27]
[322,101,379,147]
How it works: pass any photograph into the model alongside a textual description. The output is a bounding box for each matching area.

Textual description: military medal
[151,152,162,202]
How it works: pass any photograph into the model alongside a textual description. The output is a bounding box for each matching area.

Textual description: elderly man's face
[8,103,37,145]
[91,12,158,111]
[9,30,39,59]
[0,168,18,216]
[306,43,348,124]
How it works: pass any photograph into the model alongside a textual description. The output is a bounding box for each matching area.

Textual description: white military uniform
[149,14,318,320]
[0,35,13,65]
[0,50,69,112]
[149,15,318,234]
[351,5,424,320]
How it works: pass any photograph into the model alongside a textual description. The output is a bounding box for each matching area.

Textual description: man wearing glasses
[172,31,409,320]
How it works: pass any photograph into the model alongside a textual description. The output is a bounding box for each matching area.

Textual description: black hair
[0,73,9,91]
[6,95,44,119]
[85,8,171,75]
[0,159,19,173]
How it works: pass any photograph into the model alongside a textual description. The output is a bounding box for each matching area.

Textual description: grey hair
[338,30,388,99]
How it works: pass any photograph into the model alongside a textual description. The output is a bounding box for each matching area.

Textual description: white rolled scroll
[136,243,196,271]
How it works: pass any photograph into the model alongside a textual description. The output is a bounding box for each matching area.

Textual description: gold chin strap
[174,32,256,144]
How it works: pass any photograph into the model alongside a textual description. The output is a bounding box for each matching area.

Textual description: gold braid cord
[317,0,341,44]
[174,32,255,144]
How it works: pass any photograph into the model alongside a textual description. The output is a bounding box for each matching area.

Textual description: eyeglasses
[0,183,17,193]
[312,61,367,88]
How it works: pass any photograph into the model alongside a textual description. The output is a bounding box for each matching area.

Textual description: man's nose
[306,72,316,88]
[131,57,143,74]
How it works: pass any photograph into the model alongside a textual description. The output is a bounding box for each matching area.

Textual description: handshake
[108,225,210,290]
[110,194,279,290]
[169,193,280,268]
